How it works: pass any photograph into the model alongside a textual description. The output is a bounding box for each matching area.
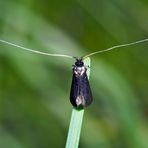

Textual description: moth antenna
[0,39,75,59]
[83,38,148,59]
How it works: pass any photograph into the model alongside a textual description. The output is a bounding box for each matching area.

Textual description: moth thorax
[74,66,86,76]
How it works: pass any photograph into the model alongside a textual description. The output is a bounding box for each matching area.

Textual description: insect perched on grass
[0,38,148,108]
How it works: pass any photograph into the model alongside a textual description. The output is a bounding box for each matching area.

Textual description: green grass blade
[65,57,91,148]
[66,109,84,148]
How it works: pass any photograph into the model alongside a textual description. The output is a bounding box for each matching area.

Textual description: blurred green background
[0,0,148,148]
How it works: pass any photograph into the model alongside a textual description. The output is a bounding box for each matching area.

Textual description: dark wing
[70,72,93,107]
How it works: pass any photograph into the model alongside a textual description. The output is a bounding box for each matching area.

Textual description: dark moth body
[70,59,93,107]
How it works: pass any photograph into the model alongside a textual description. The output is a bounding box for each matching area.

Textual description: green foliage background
[0,0,148,148]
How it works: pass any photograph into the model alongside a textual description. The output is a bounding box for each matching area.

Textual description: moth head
[75,59,84,67]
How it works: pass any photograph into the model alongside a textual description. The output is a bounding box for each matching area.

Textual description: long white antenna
[0,39,75,59]
[83,38,148,59]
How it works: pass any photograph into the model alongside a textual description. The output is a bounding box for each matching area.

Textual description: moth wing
[80,73,93,106]
[70,73,79,107]
[70,72,93,107]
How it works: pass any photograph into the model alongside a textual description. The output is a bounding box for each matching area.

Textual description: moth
[0,38,148,108]
[70,58,92,107]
